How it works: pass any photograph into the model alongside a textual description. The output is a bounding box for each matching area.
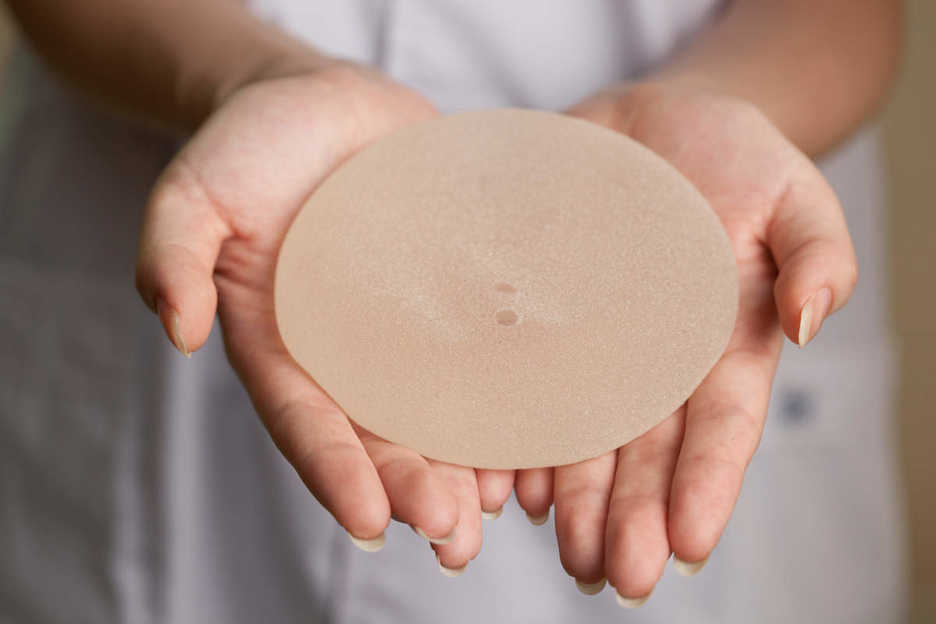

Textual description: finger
[515,468,554,525]
[767,159,858,347]
[475,469,515,519]
[264,394,391,547]
[605,409,684,600]
[553,451,616,590]
[428,461,483,575]
[668,273,783,566]
[356,428,459,543]
[136,160,233,356]
[220,303,391,548]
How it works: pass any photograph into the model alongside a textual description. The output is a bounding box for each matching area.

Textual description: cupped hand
[135,63,514,570]
[514,83,857,603]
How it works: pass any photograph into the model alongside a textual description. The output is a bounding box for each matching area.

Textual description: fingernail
[481,507,503,521]
[348,531,386,552]
[575,578,606,595]
[526,510,549,526]
[157,298,190,358]
[673,556,708,576]
[615,591,651,609]
[436,554,467,577]
[413,526,456,545]
[797,287,832,347]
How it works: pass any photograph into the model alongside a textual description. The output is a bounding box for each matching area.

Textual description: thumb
[768,159,858,347]
[136,162,231,356]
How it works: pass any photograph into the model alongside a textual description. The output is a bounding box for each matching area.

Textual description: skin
[137,65,515,568]
[7,0,515,570]
[5,0,901,589]
[512,0,902,600]
[526,85,855,596]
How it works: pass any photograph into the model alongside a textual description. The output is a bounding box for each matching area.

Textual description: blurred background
[0,2,932,622]
[881,2,936,622]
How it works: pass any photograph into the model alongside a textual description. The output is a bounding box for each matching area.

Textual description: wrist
[210,47,340,112]
[598,79,763,132]
[173,15,339,129]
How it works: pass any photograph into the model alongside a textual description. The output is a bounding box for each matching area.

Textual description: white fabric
[0,1,906,622]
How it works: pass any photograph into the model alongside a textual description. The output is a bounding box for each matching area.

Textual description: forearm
[649,0,902,156]
[4,0,328,129]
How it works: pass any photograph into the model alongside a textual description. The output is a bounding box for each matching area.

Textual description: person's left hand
[513,83,858,605]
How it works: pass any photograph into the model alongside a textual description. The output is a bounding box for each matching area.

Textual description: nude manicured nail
[526,510,549,526]
[157,299,190,358]
[797,287,832,347]
[481,507,503,520]
[414,526,456,545]
[673,556,708,577]
[575,578,606,595]
[348,531,386,552]
[436,554,467,577]
[615,592,650,609]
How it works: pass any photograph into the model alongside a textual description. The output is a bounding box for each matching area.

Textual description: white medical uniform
[0,1,907,622]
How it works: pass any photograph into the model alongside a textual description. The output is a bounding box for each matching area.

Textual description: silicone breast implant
[275,109,737,469]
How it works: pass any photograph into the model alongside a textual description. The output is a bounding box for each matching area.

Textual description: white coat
[0,1,906,622]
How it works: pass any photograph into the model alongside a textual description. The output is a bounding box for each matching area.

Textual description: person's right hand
[135,62,515,572]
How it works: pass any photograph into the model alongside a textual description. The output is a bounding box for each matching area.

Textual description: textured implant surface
[275,109,738,469]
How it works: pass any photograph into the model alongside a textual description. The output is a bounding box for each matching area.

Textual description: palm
[138,67,514,568]
[515,86,855,601]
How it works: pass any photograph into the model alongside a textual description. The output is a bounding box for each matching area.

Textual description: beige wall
[0,3,933,622]
[882,2,936,623]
